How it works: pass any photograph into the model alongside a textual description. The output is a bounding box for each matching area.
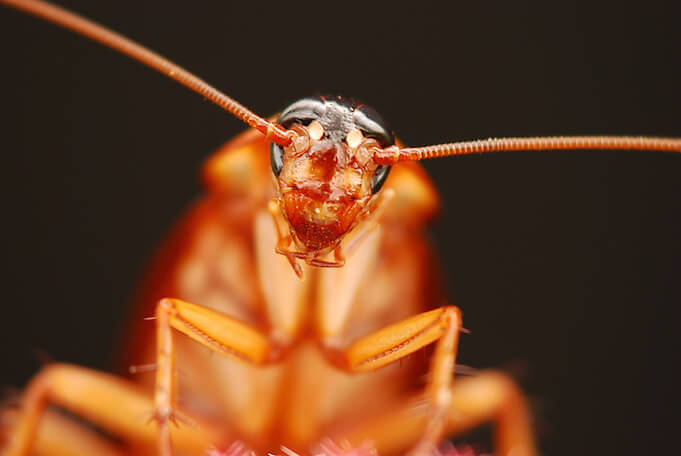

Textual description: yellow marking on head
[346,128,364,149]
[308,120,325,141]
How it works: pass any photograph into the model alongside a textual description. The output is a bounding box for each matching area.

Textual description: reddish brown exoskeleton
[1,1,680,456]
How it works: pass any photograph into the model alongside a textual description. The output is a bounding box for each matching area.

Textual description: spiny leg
[325,306,462,456]
[337,371,537,456]
[153,297,289,456]
[412,306,461,455]
[2,363,217,456]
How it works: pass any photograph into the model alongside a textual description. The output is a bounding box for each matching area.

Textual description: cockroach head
[270,96,394,254]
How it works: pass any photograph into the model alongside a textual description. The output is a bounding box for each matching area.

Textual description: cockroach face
[270,96,393,255]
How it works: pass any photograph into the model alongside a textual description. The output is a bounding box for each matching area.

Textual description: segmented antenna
[374,136,681,164]
[4,0,679,160]
[1,0,292,146]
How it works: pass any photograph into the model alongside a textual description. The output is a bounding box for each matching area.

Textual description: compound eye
[270,142,284,177]
[278,97,326,129]
[354,105,395,148]
[370,165,391,193]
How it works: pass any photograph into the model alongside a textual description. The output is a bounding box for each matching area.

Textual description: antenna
[374,136,681,164]
[1,0,292,146]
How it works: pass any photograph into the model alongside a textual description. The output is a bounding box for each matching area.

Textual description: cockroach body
[122,94,448,455]
[1,1,679,456]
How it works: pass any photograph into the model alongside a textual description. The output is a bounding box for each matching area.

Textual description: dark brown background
[1,1,680,455]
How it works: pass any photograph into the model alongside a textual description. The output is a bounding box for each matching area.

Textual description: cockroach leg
[2,406,124,456]
[154,298,287,455]
[339,371,537,456]
[410,307,461,456]
[2,363,215,456]
[333,306,460,372]
[322,306,461,456]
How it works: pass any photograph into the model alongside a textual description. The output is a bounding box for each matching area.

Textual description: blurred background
[1,1,680,455]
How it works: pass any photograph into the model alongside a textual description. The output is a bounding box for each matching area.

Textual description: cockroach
[1,1,680,456]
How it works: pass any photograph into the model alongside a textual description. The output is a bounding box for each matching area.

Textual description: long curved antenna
[374,136,681,164]
[1,0,293,146]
